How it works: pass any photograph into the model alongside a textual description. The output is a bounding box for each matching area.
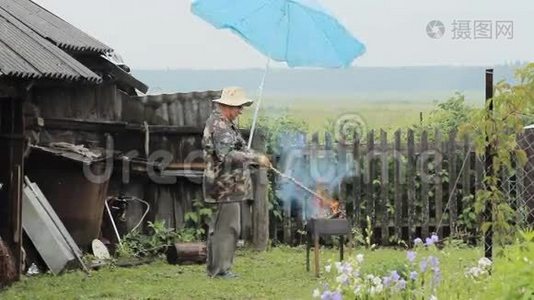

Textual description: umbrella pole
[247,57,271,149]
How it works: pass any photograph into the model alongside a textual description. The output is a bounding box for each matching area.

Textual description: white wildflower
[429,295,438,300]
[356,254,364,263]
[340,262,353,274]
[370,283,383,295]
[335,262,343,273]
[372,276,382,286]
[465,266,485,278]
[478,257,492,269]
[312,288,321,298]
[336,274,349,285]
[325,264,332,273]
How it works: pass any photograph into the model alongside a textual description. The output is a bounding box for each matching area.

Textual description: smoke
[274,131,356,220]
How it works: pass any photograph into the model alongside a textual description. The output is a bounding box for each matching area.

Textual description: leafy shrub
[483,230,534,299]
[116,220,181,258]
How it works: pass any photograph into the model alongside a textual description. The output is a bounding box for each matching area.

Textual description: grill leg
[348,232,352,258]
[306,232,311,271]
[314,233,320,277]
[339,235,344,261]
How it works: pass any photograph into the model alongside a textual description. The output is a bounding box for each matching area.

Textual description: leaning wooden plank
[22,186,77,275]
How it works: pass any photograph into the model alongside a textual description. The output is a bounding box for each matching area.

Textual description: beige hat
[213,86,253,107]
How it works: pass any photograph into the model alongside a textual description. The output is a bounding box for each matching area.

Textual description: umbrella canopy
[191,0,365,68]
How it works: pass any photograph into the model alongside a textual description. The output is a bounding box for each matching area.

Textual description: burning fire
[313,183,345,219]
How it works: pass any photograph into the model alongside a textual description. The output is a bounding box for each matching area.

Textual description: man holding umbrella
[202,86,271,278]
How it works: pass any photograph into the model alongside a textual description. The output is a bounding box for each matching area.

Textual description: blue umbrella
[191,0,366,145]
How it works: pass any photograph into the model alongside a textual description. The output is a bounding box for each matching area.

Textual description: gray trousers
[207,202,241,276]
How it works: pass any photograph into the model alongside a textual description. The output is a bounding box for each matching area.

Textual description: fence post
[366,130,376,226]
[380,130,389,245]
[337,133,348,218]
[252,167,269,251]
[407,129,416,244]
[353,132,362,228]
[462,135,472,211]
[434,129,444,238]
[484,68,494,260]
[394,129,403,240]
[448,130,458,232]
[421,130,430,239]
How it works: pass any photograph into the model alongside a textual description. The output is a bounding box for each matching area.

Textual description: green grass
[1,246,484,300]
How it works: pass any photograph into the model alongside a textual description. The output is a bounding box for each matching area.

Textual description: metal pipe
[104,200,122,246]
[247,57,271,149]
[270,166,329,202]
[484,68,494,261]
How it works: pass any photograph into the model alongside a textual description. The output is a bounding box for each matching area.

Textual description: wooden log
[166,242,207,265]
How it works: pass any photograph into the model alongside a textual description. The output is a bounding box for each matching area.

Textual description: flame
[330,201,340,215]
[314,183,342,218]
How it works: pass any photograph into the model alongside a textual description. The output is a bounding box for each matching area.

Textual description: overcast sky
[34,0,534,70]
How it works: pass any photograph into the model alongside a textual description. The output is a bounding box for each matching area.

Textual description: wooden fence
[273,128,483,246]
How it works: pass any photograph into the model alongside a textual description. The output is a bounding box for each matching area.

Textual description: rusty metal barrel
[166,242,207,265]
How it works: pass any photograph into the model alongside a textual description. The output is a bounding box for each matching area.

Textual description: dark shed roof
[0,0,112,54]
[0,6,101,82]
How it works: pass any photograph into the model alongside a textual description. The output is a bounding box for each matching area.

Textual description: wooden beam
[0,97,24,283]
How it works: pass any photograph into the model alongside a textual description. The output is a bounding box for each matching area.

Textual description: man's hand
[256,154,272,168]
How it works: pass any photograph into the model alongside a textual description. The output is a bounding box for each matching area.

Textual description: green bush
[483,230,534,299]
[116,220,180,258]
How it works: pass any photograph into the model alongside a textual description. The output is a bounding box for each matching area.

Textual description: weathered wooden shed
[0,0,147,283]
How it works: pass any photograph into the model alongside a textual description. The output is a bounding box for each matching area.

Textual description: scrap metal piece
[22,177,87,274]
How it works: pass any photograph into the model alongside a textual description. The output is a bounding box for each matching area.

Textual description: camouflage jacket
[202,108,256,203]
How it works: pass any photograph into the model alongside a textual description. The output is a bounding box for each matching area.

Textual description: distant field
[240,91,483,132]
